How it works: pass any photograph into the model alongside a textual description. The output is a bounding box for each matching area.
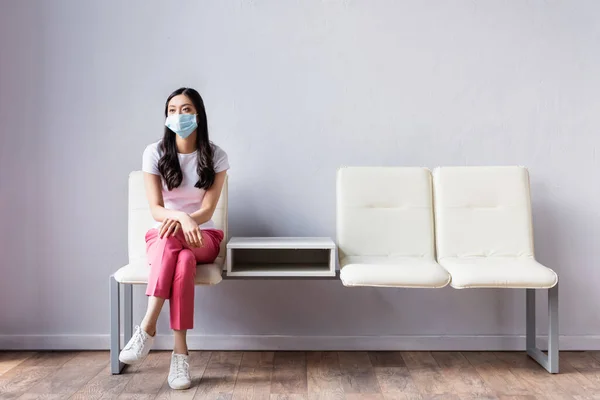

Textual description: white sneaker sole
[119,353,146,365]
[168,380,192,390]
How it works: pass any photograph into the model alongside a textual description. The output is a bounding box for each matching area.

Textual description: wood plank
[71,365,135,400]
[122,351,170,396]
[558,353,600,396]
[561,352,600,371]
[232,367,271,400]
[551,354,600,396]
[337,352,380,394]
[195,395,234,400]
[0,352,35,375]
[495,396,537,400]
[116,395,157,400]
[368,352,406,368]
[240,351,275,369]
[64,351,110,367]
[306,389,344,400]
[344,395,385,400]
[20,363,105,398]
[232,352,273,400]
[399,396,458,400]
[462,352,532,397]
[189,351,213,368]
[194,368,238,398]
[459,395,498,400]
[207,352,244,369]
[274,352,307,369]
[271,368,308,395]
[567,368,600,389]
[20,351,111,400]
[431,352,494,397]
[18,351,77,368]
[155,386,197,400]
[0,366,56,399]
[402,352,453,396]
[340,366,380,394]
[373,366,421,397]
[194,352,242,399]
[337,352,372,369]
[5,351,600,400]
[381,394,423,400]
[493,352,569,399]
[271,352,307,395]
[306,352,343,395]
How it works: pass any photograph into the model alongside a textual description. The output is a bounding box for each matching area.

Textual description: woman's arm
[144,171,227,247]
[187,170,227,226]
[143,172,187,223]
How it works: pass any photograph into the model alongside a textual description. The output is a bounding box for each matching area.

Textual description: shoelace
[123,326,145,354]
[172,355,189,379]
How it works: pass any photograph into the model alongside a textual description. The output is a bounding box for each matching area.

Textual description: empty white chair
[109,171,228,374]
[433,166,558,372]
[336,167,450,288]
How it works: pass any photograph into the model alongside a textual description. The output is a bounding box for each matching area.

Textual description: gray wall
[1,0,599,350]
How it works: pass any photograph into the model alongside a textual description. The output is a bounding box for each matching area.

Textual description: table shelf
[226,237,337,277]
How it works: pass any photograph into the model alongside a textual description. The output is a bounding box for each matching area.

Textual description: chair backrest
[433,166,534,260]
[128,171,228,263]
[336,167,436,260]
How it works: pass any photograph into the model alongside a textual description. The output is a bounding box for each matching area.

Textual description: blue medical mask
[165,114,198,138]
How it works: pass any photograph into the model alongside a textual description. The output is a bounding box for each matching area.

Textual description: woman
[119,87,229,390]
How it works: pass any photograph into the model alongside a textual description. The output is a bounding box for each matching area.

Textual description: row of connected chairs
[337,166,558,373]
[110,166,558,374]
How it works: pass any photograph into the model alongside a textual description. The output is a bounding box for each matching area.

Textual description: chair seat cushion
[340,256,450,288]
[439,257,557,289]
[114,257,224,285]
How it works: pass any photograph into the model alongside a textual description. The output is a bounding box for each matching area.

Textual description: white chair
[109,171,228,374]
[433,166,559,373]
[336,167,450,288]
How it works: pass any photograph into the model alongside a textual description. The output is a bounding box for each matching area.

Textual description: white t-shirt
[142,141,230,230]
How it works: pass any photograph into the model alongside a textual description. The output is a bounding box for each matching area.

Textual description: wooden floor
[1,351,600,399]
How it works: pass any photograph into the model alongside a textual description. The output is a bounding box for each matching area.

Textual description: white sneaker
[119,326,154,365]
[168,352,191,390]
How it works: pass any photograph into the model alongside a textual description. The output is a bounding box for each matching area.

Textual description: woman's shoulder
[143,140,163,157]
[211,142,227,156]
[142,140,162,173]
[210,142,230,172]
[145,140,162,152]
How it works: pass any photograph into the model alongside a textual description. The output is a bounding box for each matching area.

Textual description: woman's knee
[161,234,186,248]
[178,248,195,264]
[175,249,197,277]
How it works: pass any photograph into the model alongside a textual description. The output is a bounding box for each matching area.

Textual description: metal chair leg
[124,283,133,345]
[110,275,125,374]
[548,283,559,372]
[526,283,559,373]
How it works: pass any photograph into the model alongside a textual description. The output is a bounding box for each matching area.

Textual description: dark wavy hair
[158,88,215,191]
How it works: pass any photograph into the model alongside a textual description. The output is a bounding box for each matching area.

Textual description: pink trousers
[145,228,224,330]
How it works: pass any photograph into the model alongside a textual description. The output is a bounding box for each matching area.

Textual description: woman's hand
[145,172,203,247]
[159,219,180,239]
[179,214,203,248]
